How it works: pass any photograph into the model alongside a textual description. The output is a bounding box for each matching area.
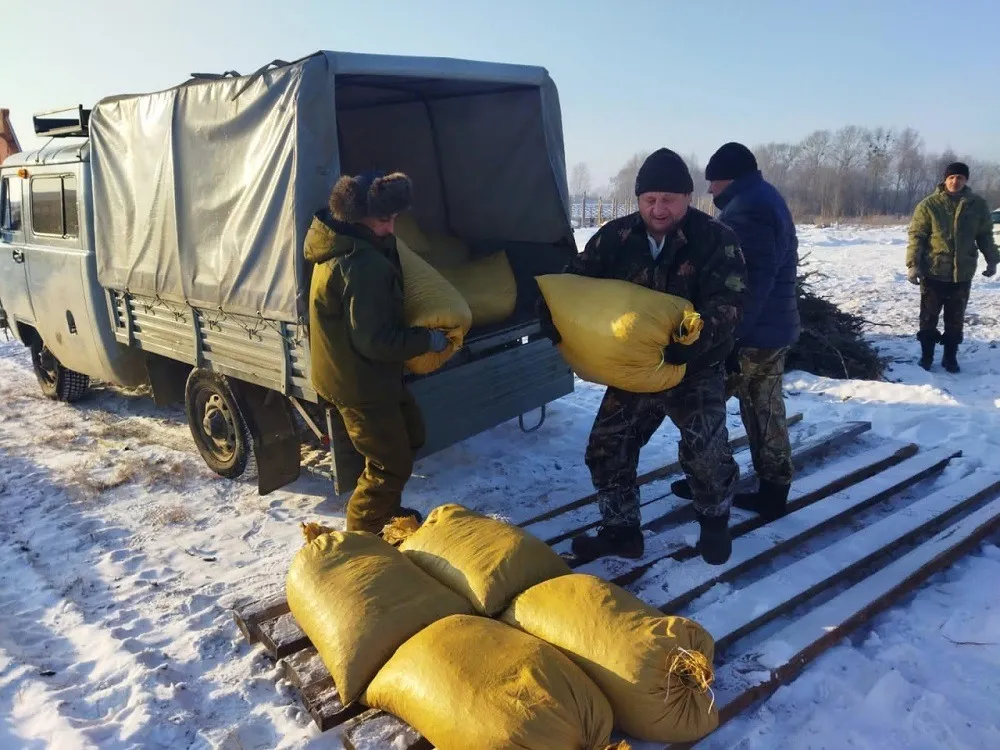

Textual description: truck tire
[30,341,90,402]
[184,368,257,480]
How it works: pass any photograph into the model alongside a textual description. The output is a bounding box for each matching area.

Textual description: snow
[1,223,999,749]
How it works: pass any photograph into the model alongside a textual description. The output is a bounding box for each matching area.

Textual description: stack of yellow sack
[395,211,518,328]
[535,273,704,393]
[286,507,718,748]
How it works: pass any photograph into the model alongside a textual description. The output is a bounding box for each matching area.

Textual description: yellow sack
[397,239,472,375]
[364,614,617,750]
[535,273,704,393]
[395,503,572,616]
[285,527,474,705]
[394,212,471,267]
[440,251,518,327]
[500,573,719,744]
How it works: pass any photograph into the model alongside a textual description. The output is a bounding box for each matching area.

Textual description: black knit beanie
[944,161,969,179]
[705,142,758,181]
[634,148,694,196]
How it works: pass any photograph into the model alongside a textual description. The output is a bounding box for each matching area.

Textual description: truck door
[0,173,36,324]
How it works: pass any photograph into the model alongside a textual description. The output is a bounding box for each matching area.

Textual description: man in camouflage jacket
[541,148,748,565]
[907,161,999,373]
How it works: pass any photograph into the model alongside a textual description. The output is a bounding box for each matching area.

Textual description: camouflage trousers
[919,279,971,345]
[733,347,794,487]
[585,363,739,527]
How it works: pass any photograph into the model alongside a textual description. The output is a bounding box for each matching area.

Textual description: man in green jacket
[304,170,449,535]
[906,162,999,372]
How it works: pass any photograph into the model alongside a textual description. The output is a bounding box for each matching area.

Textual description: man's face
[638,191,691,236]
[944,175,968,194]
[361,215,397,237]
[708,179,733,198]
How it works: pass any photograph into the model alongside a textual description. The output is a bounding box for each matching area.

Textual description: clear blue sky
[5,0,998,186]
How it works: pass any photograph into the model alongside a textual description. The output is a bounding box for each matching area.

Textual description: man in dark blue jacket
[674,143,800,520]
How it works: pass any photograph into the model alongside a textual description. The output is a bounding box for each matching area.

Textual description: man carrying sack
[304,170,449,535]
[541,148,748,565]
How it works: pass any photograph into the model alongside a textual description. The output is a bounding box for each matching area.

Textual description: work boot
[570,525,644,563]
[918,339,935,371]
[941,343,960,373]
[696,511,732,566]
[733,479,790,522]
[671,478,694,499]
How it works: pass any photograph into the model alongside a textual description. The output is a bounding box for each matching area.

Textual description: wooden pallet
[231,422,1000,749]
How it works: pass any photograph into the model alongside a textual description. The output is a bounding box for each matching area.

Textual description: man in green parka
[304,170,449,534]
[906,161,999,372]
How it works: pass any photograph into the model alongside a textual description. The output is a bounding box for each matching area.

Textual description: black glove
[536,298,561,345]
[663,339,695,366]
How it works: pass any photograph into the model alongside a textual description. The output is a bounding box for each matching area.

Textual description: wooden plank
[633,443,952,609]
[232,591,290,644]
[281,648,330,690]
[280,648,367,731]
[707,493,1000,735]
[259,612,310,659]
[700,468,1000,650]
[569,421,877,582]
[642,420,873,536]
[341,708,430,750]
[516,412,804,528]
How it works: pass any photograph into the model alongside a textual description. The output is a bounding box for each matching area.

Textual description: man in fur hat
[304,170,449,535]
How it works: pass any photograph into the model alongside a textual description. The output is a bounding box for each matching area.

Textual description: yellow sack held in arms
[440,250,518,327]
[394,503,572,616]
[500,573,719,744]
[535,273,704,393]
[397,239,472,375]
[285,526,474,706]
[363,614,620,750]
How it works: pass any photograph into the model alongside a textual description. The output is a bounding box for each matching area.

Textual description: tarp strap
[231,60,292,101]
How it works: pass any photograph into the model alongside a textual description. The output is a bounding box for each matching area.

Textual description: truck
[0,51,577,496]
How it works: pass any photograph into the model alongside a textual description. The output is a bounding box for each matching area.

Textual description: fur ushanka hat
[328,170,413,224]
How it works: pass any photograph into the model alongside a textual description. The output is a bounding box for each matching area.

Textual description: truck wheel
[30,341,90,402]
[184,369,257,480]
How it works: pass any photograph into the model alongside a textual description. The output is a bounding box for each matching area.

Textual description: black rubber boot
[941,342,960,373]
[570,525,644,563]
[671,478,693,499]
[733,479,790,522]
[919,340,936,370]
[696,512,732,566]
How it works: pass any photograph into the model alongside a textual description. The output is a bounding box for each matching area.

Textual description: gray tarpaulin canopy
[90,50,573,323]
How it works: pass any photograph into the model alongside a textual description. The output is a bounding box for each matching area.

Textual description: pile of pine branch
[786,258,888,381]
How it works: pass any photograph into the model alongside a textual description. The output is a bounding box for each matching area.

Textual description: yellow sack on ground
[363,614,617,750]
[500,573,719,744]
[395,503,572,616]
[535,273,703,393]
[285,527,474,705]
[440,251,518,327]
[397,239,472,375]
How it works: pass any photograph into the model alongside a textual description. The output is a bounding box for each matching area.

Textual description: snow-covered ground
[1,224,998,749]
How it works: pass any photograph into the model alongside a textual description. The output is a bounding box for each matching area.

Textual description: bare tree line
[570,126,1000,221]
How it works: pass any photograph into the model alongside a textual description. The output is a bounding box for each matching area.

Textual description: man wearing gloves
[304,170,449,535]
[672,142,800,522]
[544,148,747,566]
[906,161,999,373]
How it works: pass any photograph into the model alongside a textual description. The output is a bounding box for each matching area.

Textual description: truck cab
[0,110,146,398]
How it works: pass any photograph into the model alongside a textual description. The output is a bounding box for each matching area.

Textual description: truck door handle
[12,248,24,264]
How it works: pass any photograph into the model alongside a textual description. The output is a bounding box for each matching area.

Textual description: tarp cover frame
[89,50,573,323]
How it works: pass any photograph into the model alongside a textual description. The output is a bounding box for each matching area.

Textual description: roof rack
[32,105,90,138]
